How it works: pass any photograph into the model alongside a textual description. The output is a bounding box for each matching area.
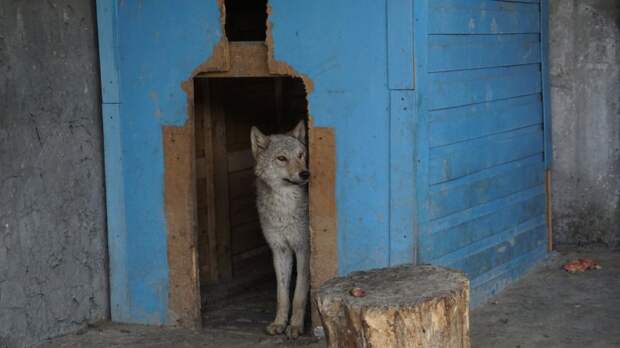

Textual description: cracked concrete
[549,0,620,247]
[0,1,108,347]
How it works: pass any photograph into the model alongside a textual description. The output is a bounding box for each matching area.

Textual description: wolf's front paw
[286,325,303,339]
[265,322,287,335]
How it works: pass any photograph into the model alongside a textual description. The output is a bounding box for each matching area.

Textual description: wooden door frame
[164,42,338,328]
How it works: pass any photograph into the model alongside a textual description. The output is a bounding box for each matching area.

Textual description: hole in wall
[224,0,268,42]
[194,76,308,331]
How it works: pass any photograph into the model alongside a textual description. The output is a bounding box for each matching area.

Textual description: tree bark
[314,265,470,348]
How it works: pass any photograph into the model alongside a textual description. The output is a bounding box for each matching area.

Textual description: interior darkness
[194,77,307,331]
[225,0,268,41]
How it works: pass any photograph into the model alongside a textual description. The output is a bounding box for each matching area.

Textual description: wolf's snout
[299,171,310,180]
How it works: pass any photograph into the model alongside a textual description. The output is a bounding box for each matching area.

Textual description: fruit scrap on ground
[562,258,602,273]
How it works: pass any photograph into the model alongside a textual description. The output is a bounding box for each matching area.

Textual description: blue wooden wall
[96,0,551,324]
[415,0,549,305]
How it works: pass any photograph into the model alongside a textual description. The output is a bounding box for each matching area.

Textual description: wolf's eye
[277,156,287,162]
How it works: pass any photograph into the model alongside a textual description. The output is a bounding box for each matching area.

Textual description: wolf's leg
[287,247,309,339]
[266,246,292,335]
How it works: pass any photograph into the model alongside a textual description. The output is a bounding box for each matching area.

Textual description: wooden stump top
[316,265,468,308]
[315,265,470,348]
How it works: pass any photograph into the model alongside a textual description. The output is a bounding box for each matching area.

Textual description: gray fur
[251,121,309,339]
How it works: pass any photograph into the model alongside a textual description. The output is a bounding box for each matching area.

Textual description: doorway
[194,76,308,331]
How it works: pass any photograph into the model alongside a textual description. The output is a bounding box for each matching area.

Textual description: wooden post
[545,170,553,252]
[315,265,470,348]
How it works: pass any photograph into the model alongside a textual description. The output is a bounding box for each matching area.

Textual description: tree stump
[314,265,470,348]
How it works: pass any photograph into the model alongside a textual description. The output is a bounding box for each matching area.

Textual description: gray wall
[550,0,620,247]
[0,1,108,347]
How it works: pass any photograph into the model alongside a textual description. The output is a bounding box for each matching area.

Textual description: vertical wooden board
[205,119,219,282]
[309,127,338,289]
[163,120,201,327]
[413,0,431,266]
[211,89,233,280]
[540,0,552,168]
[309,127,338,326]
[95,0,119,104]
[387,0,414,90]
[545,170,553,251]
[100,103,129,322]
[196,79,219,283]
[389,91,416,265]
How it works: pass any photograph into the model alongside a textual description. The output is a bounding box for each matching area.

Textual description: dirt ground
[37,246,619,348]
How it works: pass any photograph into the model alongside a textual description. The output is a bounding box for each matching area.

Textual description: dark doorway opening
[194,76,308,331]
[224,0,268,42]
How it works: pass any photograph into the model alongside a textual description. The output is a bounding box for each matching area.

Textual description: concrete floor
[470,245,620,348]
[37,247,619,348]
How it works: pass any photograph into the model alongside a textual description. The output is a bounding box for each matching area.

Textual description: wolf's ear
[288,120,306,144]
[250,126,270,158]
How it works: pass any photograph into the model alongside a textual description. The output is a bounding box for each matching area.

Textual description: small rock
[349,287,366,297]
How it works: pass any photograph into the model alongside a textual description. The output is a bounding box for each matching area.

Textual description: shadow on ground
[37,246,619,347]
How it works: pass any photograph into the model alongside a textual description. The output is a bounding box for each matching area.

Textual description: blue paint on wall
[97,0,223,324]
[96,0,129,323]
[97,0,552,324]
[269,0,391,274]
[416,0,549,306]
[389,91,416,266]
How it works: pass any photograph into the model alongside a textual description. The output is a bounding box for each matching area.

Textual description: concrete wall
[549,0,620,248]
[0,1,108,347]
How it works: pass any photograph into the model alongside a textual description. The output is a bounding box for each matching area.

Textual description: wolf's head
[251,120,309,187]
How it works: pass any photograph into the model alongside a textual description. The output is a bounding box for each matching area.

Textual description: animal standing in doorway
[250,121,310,339]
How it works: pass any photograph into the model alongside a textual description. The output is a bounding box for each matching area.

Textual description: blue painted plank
[448,219,546,280]
[429,94,542,147]
[413,0,431,264]
[429,184,544,235]
[96,0,119,103]
[430,125,543,184]
[389,91,416,266]
[429,155,544,219]
[540,0,552,168]
[100,103,129,322]
[434,214,545,266]
[471,241,546,291]
[422,185,545,261]
[428,34,541,72]
[470,243,546,307]
[387,0,414,89]
[430,0,540,34]
[428,64,542,110]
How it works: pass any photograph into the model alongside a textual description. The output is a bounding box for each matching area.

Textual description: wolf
[250,120,310,339]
